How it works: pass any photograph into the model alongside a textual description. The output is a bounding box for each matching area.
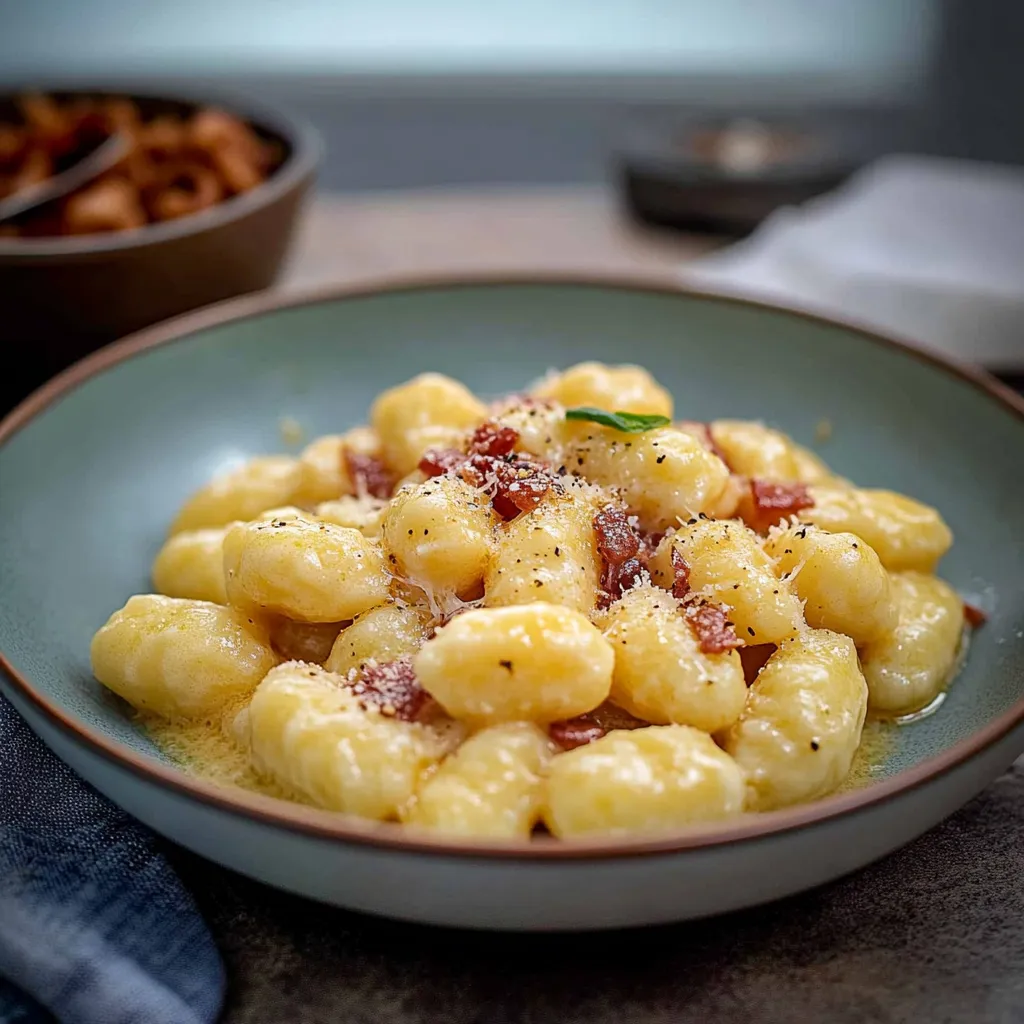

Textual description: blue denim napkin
[0,694,226,1024]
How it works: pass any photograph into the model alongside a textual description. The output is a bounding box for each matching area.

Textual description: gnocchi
[325,602,433,677]
[293,426,383,506]
[563,425,732,531]
[95,363,971,841]
[406,722,553,838]
[484,489,601,614]
[223,515,390,622]
[381,475,496,599]
[650,518,805,644]
[151,524,234,604]
[800,485,952,573]
[763,523,896,644]
[372,373,487,476]
[534,362,673,418]
[596,583,746,732]
[91,595,277,719]
[722,629,868,811]
[414,603,614,724]
[860,571,963,715]
[247,662,447,819]
[545,726,745,838]
[170,456,308,534]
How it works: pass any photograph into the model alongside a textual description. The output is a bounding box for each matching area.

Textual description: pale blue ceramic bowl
[1,276,1022,930]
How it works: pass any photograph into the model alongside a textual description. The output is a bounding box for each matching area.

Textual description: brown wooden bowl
[0,87,320,407]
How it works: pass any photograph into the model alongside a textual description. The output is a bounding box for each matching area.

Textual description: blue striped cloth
[0,694,225,1024]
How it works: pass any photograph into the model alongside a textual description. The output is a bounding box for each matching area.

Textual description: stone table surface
[176,188,1022,1024]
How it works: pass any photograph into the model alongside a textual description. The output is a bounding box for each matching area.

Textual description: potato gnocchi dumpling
[484,489,601,614]
[381,475,496,599]
[414,603,614,724]
[325,602,433,677]
[545,725,745,838]
[314,495,386,536]
[372,373,488,476]
[651,519,804,644]
[800,485,952,573]
[97,362,971,841]
[763,523,897,644]
[170,456,308,534]
[860,571,963,715]
[710,420,833,484]
[406,722,553,838]
[564,425,731,531]
[597,583,747,732]
[248,662,448,819]
[722,629,868,811]
[223,515,390,622]
[534,362,673,418]
[293,426,382,506]
[152,524,235,604]
[91,595,278,719]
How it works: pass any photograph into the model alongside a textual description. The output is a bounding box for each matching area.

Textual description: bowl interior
[1,281,1022,807]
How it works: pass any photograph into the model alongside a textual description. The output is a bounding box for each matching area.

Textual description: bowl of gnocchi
[1,275,1022,930]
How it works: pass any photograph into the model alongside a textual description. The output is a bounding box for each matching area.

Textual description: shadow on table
[165,763,1024,1024]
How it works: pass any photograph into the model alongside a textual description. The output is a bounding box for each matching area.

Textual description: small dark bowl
[0,88,320,406]
[618,115,862,236]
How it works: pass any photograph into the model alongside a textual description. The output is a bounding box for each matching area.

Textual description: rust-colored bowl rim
[0,85,321,259]
[2,271,1023,862]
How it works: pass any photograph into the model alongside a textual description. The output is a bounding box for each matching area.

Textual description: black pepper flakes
[499,659,513,672]
[747,627,756,637]
[656,455,666,464]
[810,740,820,751]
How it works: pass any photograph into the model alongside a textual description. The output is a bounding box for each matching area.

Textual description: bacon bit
[418,447,467,478]
[347,656,433,722]
[501,468,551,516]
[670,547,691,600]
[684,602,743,655]
[548,717,605,751]
[462,453,551,519]
[344,450,396,499]
[549,702,648,751]
[739,643,775,685]
[593,504,648,605]
[420,444,552,520]
[469,421,519,458]
[964,602,988,628]
[593,505,640,564]
[744,479,814,532]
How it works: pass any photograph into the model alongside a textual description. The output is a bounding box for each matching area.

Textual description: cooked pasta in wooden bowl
[1,277,1021,928]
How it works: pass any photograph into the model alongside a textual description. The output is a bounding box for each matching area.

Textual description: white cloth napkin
[681,155,1024,367]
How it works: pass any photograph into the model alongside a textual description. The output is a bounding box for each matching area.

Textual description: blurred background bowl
[0,88,320,406]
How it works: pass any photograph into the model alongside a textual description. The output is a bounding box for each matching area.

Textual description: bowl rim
[0,85,321,259]
[2,271,1023,861]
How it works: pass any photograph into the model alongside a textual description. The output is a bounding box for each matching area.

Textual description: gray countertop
[177,191,1022,1023]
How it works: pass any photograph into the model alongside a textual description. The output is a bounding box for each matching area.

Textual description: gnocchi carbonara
[91,362,975,839]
